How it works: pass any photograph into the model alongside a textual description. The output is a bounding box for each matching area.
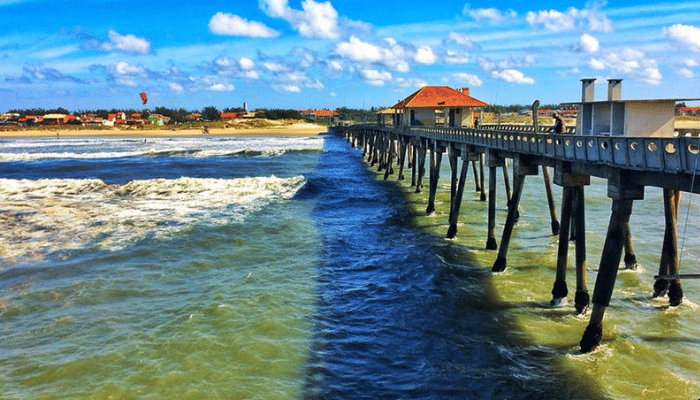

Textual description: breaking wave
[0,175,307,266]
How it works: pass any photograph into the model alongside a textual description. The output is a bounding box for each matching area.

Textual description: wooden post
[472,160,481,192]
[573,186,589,314]
[486,150,503,250]
[383,135,394,180]
[448,146,458,224]
[580,199,634,352]
[369,132,378,165]
[551,186,574,306]
[447,147,470,239]
[502,161,512,206]
[653,189,683,306]
[397,137,407,181]
[479,153,486,201]
[580,172,642,353]
[411,143,418,187]
[426,143,444,215]
[377,133,386,172]
[492,155,538,272]
[542,166,560,236]
[550,167,591,309]
[416,141,427,193]
[623,222,638,269]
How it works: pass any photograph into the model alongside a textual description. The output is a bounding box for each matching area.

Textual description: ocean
[0,132,699,399]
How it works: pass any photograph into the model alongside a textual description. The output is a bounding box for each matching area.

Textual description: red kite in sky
[140,92,148,105]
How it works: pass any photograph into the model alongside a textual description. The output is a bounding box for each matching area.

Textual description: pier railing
[349,124,700,183]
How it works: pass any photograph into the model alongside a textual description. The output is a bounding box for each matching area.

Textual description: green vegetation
[260,109,303,120]
[335,107,377,123]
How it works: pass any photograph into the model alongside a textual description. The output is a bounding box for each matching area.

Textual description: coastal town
[0,108,338,128]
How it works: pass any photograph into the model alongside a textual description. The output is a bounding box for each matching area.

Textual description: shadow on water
[300,135,607,400]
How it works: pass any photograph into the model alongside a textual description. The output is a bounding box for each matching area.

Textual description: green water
[1,200,320,399]
[390,162,700,400]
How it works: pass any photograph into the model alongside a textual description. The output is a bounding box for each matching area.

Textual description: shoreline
[0,125,329,138]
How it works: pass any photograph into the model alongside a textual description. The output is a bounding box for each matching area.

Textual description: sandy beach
[0,122,329,138]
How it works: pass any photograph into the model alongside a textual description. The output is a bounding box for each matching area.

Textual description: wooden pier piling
[492,155,539,272]
[338,123,700,355]
[426,142,444,215]
[447,145,470,238]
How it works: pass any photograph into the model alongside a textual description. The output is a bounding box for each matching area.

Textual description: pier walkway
[334,123,700,353]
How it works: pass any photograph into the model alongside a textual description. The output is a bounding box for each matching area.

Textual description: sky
[2,0,700,112]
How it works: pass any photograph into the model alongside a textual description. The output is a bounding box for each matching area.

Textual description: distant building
[220,112,243,120]
[300,109,337,121]
[391,86,488,127]
[42,114,67,125]
[574,78,700,137]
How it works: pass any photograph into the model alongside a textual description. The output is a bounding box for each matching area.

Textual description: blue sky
[2,0,700,111]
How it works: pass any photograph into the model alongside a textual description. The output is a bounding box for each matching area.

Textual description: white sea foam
[0,175,306,266]
[0,136,324,161]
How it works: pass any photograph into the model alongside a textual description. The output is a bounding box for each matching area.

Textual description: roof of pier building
[392,86,488,110]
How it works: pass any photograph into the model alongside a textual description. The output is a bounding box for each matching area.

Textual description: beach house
[391,86,488,128]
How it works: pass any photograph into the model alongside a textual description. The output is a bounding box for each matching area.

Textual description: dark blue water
[301,136,605,399]
[0,134,613,399]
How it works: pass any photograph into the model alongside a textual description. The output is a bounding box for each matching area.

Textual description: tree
[202,106,220,121]
[260,109,302,120]
[335,107,376,122]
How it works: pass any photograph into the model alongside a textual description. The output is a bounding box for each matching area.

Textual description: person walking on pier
[553,112,564,134]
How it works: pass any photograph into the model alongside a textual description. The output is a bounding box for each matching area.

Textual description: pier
[333,119,700,353]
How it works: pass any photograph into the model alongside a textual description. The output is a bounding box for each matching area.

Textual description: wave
[0,175,307,267]
[0,136,325,161]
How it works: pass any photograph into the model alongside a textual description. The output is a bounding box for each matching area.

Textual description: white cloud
[169,82,185,93]
[684,59,699,67]
[444,50,470,64]
[262,61,289,72]
[242,70,260,79]
[478,55,535,72]
[327,60,343,71]
[259,0,341,39]
[588,47,661,85]
[395,77,427,88]
[210,56,261,80]
[443,32,477,49]
[334,36,382,63]
[450,72,483,87]
[526,6,612,33]
[274,84,302,92]
[360,68,391,86]
[270,69,323,92]
[526,9,574,32]
[239,57,255,70]
[679,68,694,78]
[114,61,146,76]
[208,82,235,91]
[588,58,606,70]
[106,30,151,54]
[209,12,280,38]
[334,36,433,72]
[640,61,662,85]
[579,33,599,53]
[463,5,516,24]
[665,24,700,52]
[491,69,535,84]
[414,46,437,64]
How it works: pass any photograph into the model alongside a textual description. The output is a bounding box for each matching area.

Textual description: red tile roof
[392,86,488,109]
[313,109,335,117]
[220,112,242,119]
